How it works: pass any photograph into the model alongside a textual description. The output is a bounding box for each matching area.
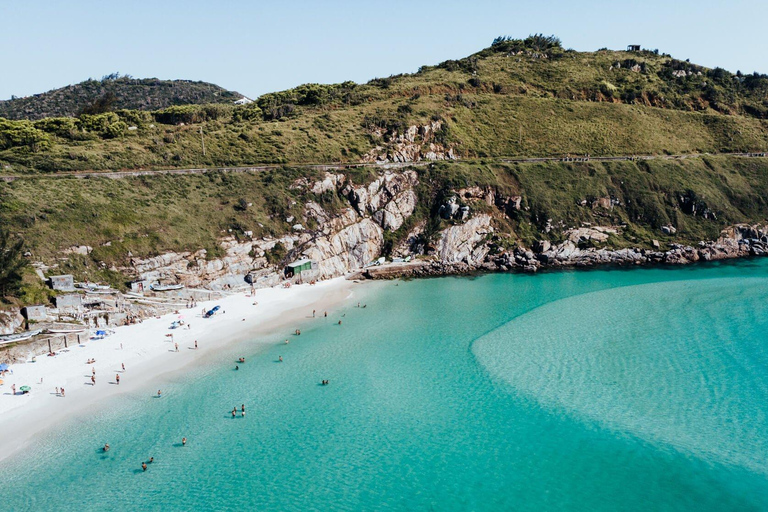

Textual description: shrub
[0,119,50,151]
[34,117,79,138]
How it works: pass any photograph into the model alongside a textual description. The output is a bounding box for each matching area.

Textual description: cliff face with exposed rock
[117,167,768,290]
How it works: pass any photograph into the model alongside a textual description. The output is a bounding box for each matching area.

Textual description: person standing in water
[278,356,283,362]
[182,437,187,446]
[142,462,147,472]
[157,390,162,397]
[232,408,237,418]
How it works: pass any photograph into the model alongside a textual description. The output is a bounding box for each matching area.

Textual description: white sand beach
[0,277,356,463]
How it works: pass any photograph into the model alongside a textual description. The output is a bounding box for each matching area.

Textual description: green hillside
[2,36,768,304]
[1,35,767,174]
[0,74,244,121]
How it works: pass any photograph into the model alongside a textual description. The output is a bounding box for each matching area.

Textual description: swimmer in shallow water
[103,443,110,452]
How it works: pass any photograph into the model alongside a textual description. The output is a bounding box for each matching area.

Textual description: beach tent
[204,306,221,318]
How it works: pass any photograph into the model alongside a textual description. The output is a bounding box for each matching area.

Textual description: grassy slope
[1,45,767,173]
[2,39,768,302]
[2,156,767,272]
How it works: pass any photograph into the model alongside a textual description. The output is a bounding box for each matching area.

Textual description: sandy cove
[0,277,357,463]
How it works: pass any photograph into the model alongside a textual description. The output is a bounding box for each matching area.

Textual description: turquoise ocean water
[1,261,768,510]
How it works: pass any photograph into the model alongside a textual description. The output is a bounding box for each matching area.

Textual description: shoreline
[365,227,768,280]
[0,277,359,464]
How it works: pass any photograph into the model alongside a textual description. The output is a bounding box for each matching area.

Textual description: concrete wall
[55,294,82,309]
[22,305,47,322]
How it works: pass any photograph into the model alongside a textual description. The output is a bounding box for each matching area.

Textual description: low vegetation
[0,74,243,121]
[1,36,767,303]
[1,36,767,174]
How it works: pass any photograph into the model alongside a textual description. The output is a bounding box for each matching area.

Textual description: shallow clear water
[2,261,768,511]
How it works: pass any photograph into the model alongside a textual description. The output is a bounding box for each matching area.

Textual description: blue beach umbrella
[0,363,8,372]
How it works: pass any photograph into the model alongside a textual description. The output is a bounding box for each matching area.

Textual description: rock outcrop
[109,168,768,289]
[436,215,493,265]
[0,310,24,335]
[362,121,457,163]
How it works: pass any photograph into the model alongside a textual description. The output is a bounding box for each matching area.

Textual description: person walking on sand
[91,375,96,385]
[175,342,179,352]
[313,309,316,318]
[11,384,15,395]
[61,387,65,397]
[194,340,198,349]
[116,374,120,385]
[92,367,96,376]
[122,363,125,372]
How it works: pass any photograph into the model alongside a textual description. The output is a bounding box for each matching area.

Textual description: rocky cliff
[117,167,768,290]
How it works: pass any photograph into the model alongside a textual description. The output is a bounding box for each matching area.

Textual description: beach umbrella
[0,363,8,372]
[19,385,31,393]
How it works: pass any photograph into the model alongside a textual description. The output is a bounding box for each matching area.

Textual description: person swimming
[235,365,239,370]
[148,457,154,464]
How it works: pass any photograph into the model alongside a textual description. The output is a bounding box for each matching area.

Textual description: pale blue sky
[1,0,766,101]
